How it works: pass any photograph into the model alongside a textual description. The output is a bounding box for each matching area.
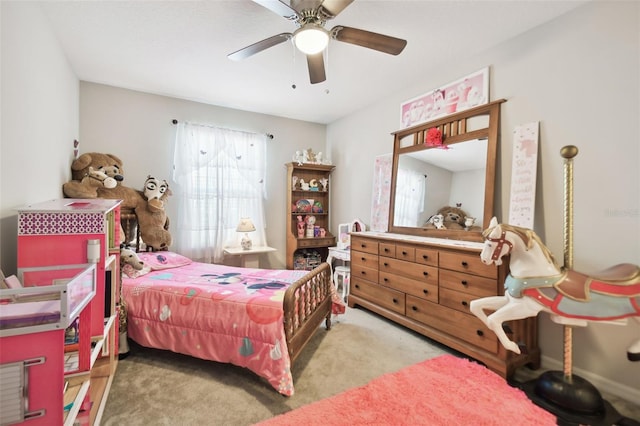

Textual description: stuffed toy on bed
[135,175,173,251]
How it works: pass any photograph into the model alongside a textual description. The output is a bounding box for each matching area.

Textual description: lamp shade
[236,218,256,233]
[294,25,329,55]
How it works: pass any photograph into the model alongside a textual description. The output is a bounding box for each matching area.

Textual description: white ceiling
[39,0,586,124]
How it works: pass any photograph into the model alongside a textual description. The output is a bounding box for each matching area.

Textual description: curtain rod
[172,119,274,139]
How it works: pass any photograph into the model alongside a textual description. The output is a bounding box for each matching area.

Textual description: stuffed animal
[425,205,469,230]
[62,166,117,198]
[438,205,468,230]
[120,246,144,270]
[425,213,446,229]
[62,152,145,211]
[136,175,172,251]
[118,246,146,358]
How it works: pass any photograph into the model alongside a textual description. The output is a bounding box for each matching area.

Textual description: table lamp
[237,217,256,250]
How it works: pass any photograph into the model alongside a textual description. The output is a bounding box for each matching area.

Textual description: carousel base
[510,371,640,426]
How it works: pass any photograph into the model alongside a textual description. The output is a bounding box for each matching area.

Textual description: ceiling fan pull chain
[324,46,330,94]
[291,38,297,89]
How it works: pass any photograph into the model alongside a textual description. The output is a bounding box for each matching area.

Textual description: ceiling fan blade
[307,53,326,84]
[319,0,354,18]
[253,0,299,20]
[332,26,407,55]
[228,33,293,61]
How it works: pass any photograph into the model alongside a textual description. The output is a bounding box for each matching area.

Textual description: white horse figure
[469,217,640,360]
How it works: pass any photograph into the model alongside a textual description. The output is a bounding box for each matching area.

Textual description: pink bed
[121,252,337,396]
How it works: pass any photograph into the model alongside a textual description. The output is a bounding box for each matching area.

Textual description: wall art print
[400,67,489,129]
[508,121,539,229]
[370,153,393,232]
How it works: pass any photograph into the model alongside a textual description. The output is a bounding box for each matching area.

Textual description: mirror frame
[388,99,505,242]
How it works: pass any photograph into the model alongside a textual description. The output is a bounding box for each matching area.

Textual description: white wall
[79,82,326,268]
[327,1,639,399]
[0,2,79,274]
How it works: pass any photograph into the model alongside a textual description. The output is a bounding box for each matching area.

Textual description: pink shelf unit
[0,265,96,426]
[16,198,122,338]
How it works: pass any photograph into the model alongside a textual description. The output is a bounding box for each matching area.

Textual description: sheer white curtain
[172,122,267,263]
[393,168,425,227]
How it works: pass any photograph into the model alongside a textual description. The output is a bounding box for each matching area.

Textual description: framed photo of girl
[400,67,489,129]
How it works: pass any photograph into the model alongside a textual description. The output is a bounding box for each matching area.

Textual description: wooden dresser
[348,232,540,378]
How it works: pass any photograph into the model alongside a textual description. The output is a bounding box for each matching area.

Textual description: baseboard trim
[541,355,640,404]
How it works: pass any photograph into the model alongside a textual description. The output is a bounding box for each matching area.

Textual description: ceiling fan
[228,0,407,84]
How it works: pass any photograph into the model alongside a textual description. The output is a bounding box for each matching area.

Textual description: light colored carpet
[102,307,450,425]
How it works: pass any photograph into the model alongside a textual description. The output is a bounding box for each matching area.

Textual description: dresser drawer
[395,244,415,262]
[439,287,476,314]
[380,271,438,303]
[351,263,378,285]
[351,236,378,255]
[351,278,405,315]
[379,243,395,258]
[379,257,438,283]
[406,295,498,353]
[415,248,438,267]
[439,251,497,279]
[351,251,379,270]
[439,269,499,298]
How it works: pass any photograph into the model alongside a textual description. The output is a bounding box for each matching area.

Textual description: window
[173,122,267,263]
[393,168,425,227]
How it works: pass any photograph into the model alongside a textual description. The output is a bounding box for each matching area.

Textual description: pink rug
[256,355,556,425]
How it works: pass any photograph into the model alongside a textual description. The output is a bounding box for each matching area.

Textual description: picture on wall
[400,67,489,129]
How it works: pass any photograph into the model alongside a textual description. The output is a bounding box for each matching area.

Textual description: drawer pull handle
[423,271,428,276]
[461,301,468,307]
[392,298,398,304]
[383,262,389,267]
[412,306,418,311]
[402,251,407,255]
[476,330,484,337]
[422,289,428,294]
[461,280,468,286]
[384,248,389,252]
[360,271,366,275]
[355,284,360,289]
[461,261,469,267]
[361,257,365,261]
[383,278,389,282]
[422,255,429,260]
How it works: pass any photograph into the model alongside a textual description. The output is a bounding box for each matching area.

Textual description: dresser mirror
[388,100,504,242]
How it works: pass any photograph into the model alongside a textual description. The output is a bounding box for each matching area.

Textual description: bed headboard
[120,208,141,251]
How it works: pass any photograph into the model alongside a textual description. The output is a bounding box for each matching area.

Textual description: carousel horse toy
[470,217,640,361]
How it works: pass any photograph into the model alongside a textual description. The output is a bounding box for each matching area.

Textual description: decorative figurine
[292,175,298,190]
[464,216,475,230]
[305,215,316,238]
[296,215,305,238]
[319,177,328,191]
[305,148,316,164]
[300,179,310,191]
[471,217,640,358]
[293,151,304,166]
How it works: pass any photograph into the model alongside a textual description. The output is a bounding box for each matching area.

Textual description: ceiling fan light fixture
[294,25,329,55]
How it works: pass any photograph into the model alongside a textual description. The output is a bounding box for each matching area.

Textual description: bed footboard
[283,262,333,365]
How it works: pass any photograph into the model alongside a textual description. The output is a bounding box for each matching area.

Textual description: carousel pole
[561,145,577,381]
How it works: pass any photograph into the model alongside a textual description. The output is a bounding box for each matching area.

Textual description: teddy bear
[62,152,146,211]
[135,175,172,251]
[61,166,118,199]
[425,205,469,230]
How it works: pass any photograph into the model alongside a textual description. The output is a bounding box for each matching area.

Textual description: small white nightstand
[223,246,277,268]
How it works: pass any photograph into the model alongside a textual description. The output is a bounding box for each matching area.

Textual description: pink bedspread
[122,262,310,396]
